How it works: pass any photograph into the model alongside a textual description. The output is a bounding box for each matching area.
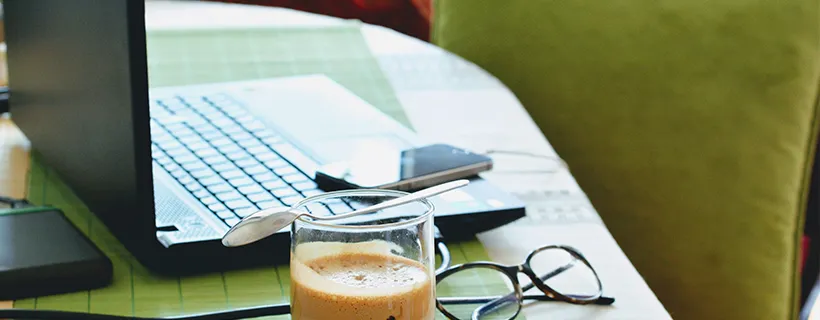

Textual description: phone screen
[317,144,492,188]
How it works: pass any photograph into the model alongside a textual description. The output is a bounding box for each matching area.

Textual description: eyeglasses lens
[528,247,601,301]
[436,267,519,319]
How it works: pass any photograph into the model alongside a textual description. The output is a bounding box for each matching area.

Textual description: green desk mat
[11,25,506,319]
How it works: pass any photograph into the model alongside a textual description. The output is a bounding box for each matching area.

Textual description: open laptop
[3,0,525,274]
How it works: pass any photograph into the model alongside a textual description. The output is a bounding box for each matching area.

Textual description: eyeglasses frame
[434,244,611,320]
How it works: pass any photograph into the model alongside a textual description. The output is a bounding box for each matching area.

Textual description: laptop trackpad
[309,134,411,164]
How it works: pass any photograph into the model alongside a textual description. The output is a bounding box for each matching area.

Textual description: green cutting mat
[11,25,505,319]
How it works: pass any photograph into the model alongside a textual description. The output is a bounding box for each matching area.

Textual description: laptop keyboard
[149,93,352,227]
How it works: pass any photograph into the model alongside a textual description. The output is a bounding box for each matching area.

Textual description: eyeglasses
[434,243,615,320]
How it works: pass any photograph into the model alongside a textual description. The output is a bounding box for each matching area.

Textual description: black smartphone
[315,143,493,191]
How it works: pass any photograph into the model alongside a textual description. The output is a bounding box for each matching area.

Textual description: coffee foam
[309,253,428,289]
[290,241,435,320]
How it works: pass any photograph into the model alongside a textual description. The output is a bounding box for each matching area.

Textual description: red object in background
[214,0,432,41]
[804,235,810,273]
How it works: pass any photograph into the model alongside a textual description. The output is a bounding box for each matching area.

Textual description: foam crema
[290,241,435,320]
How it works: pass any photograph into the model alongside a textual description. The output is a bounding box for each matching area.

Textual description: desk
[0,1,672,318]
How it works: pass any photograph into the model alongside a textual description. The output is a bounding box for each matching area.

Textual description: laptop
[3,0,526,275]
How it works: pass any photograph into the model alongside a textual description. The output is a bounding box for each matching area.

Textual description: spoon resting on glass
[221,179,469,247]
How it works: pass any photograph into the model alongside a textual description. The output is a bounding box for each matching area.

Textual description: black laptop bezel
[4,0,165,269]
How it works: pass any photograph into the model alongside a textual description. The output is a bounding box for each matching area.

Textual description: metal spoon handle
[323,179,470,221]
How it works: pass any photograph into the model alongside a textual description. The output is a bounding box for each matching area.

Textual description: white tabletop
[0,1,672,318]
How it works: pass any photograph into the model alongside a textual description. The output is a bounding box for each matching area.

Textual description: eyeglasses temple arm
[438,295,614,306]
[470,259,580,316]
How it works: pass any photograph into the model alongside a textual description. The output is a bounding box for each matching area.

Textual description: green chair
[432,1,820,319]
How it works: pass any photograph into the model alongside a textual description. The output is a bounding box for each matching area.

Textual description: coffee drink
[290,242,435,320]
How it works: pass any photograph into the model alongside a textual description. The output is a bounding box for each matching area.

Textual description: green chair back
[432,1,820,319]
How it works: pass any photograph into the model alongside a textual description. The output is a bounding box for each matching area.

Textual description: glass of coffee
[289,189,436,320]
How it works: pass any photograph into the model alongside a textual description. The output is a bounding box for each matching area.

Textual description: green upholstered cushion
[433,1,820,319]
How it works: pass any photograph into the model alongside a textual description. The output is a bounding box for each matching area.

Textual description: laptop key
[228,177,255,188]
[201,131,226,142]
[244,165,268,175]
[262,136,283,145]
[252,172,278,183]
[156,157,173,166]
[189,168,216,180]
[282,173,308,184]
[170,127,196,138]
[165,148,191,158]
[192,123,218,135]
[224,218,240,227]
[179,135,205,146]
[182,161,207,172]
[228,131,253,141]
[239,139,263,149]
[328,203,352,214]
[225,199,253,210]
[216,191,242,202]
[203,155,229,165]
[280,195,305,206]
[306,204,331,216]
[238,184,265,195]
[222,125,244,135]
[347,200,370,210]
[263,159,290,169]
[151,133,175,144]
[272,188,298,198]
[208,183,233,194]
[302,189,322,197]
[292,181,317,191]
[211,118,235,127]
[210,138,233,147]
[193,189,210,199]
[211,162,238,173]
[217,144,242,155]
[199,176,225,186]
[256,199,284,210]
[173,154,198,165]
[171,170,188,180]
[220,170,246,180]
[209,203,227,212]
[235,158,261,169]
[253,151,279,162]
[248,192,274,203]
[235,115,255,124]
[163,162,181,171]
[201,196,218,206]
[226,151,252,161]
[235,207,259,218]
[215,210,235,220]
[204,112,226,121]
[185,142,210,151]
[273,166,297,176]
[262,180,288,191]
[178,175,195,185]
[184,181,203,192]
[158,140,184,151]
[195,148,220,158]
[183,116,208,127]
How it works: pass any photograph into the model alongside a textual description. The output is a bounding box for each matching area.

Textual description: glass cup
[289,189,436,320]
